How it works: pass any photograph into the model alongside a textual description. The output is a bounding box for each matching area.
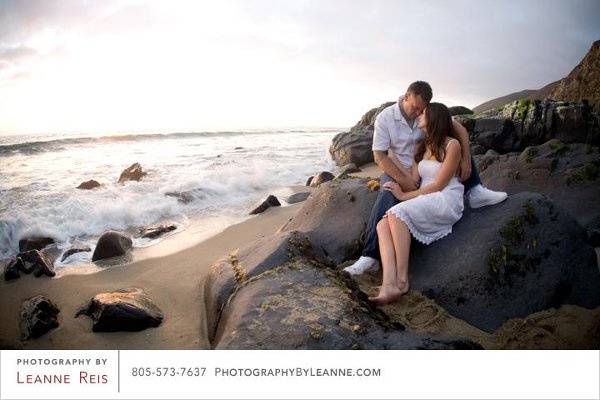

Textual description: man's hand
[458,154,472,182]
[374,151,418,191]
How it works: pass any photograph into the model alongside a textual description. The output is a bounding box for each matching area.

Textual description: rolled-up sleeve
[372,114,390,152]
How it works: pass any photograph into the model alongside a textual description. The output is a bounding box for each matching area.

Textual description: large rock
[478,140,600,229]
[20,295,60,340]
[309,171,335,187]
[249,195,281,215]
[92,231,133,262]
[204,231,330,343]
[213,258,479,349]
[18,236,54,252]
[407,192,600,332]
[4,257,24,281]
[118,162,147,183]
[461,99,600,154]
[19,250,56,277]
[280,178,378,264]
[329,102,395,167]
[75,288,163,332]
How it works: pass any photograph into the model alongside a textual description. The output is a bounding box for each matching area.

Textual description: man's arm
[450,118,472,181]
[374,151,418,191]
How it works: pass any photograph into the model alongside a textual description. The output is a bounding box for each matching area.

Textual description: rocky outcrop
[456,99,600,154]
[549,40,600,112]
[329,101,395,167]
[20,295,60,340]
[478,140,600,229]
[280,178,378,264]
[249,195,281,215]
[75,288,163,332]
[139,224,177,239]
[4,257,24,281]
[18,237,54,252]
[60,246,91,262]
[213,257,479,349]
[204,230,330,343]
[408,192,600,332]
[118,162,147,183]
[76,180,101,190]
[91,231,133,262]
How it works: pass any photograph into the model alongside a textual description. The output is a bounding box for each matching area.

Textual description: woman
[369,102,465,305]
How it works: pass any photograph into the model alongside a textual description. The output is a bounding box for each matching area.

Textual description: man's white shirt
[372,99,424,168]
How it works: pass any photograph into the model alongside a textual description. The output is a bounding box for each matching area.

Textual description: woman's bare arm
[384,140,461,201]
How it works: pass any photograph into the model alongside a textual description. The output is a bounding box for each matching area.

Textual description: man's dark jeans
[361,157,481,261]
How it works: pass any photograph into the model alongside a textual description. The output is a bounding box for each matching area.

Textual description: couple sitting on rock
[344,81,508,305]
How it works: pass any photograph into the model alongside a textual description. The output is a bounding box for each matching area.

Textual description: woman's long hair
[415,102,452,163]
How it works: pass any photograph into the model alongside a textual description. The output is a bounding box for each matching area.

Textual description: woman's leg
[387,213,411,294]
[368,217,403,305]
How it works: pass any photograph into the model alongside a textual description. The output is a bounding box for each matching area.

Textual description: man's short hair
[407,81,433,104]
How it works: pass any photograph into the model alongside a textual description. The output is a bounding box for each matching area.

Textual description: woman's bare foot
[396,280,410,295]
[368,284,403,306]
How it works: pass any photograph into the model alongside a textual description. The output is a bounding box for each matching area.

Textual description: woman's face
[417,109,428,131]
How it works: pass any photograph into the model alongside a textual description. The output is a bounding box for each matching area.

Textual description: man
[344,81,507,275]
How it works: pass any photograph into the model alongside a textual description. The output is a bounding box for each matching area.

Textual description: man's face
[403,92,427,120]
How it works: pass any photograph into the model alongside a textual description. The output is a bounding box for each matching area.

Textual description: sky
[0,0,599,136]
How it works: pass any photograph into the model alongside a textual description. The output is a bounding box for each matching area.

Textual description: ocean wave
[0,128,343,157]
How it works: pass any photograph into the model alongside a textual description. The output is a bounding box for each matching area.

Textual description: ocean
[0,129,341,271]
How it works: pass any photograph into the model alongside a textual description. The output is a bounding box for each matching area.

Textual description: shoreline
[0,198,305,349]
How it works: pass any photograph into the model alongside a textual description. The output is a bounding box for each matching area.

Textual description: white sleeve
[372,114,390,152]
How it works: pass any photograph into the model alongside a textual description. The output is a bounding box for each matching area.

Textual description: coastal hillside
[473,40,599,113]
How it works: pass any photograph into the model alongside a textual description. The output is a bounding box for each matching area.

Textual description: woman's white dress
[386,153,465,245]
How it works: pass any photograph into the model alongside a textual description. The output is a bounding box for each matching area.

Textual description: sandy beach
[0,199,305,350]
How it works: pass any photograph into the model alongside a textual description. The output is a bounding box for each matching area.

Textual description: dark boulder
[76,180,101,190]
[329,101,395,167]
[463,100,600,154]
[286,192,311,204]
[205,230,330,343]
[4,257,24,281]
[60,246,92,262]
[280,178,378,264]
[75,288,163,332]
[118,162,147,183]
[20,295,60,340]
[19,250,55,277]
[92,231,133,262]
[249,195,281,215]
[213,257,480,349]
[408,192,600,332]
[139,224,177,239]
[309,171,335,187]
[18,237,54,252]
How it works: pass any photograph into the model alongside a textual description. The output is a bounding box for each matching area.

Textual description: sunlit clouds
[1,0,599,135]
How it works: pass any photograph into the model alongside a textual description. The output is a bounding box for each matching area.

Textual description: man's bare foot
[368,284,404,306]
